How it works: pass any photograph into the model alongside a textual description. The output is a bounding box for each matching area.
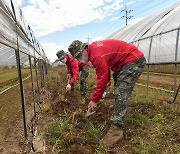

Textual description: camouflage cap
[56,50,66,60]
[68,40,88,59]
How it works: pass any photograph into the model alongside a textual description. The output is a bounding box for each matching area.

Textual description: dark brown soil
[0,79,35,153]
[0,67,179,153]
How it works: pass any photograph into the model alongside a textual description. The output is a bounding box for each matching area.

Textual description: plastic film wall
[106,1,180,64]
[0,0,49,65]
[0,0,49,152]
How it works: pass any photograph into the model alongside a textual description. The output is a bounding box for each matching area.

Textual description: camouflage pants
[110,57,146,128]
[80,66,89,95]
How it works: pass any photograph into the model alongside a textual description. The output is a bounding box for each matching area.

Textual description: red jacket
[88,39,144,103]
[66,53,90,84]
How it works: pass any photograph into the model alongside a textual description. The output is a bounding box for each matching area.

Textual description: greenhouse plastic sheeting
[0,42,31,66]
[0,0,48,66]
[107,1,180,64]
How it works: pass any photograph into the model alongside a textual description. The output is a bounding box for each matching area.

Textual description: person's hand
[66,84,71,91]
[88,101,97,112]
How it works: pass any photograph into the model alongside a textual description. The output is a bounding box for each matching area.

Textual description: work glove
[102,82,111,98]
[102,91,107,98]
[66,84,71,91]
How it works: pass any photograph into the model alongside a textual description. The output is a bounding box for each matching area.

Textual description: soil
[38,90,122,153]
[37,68,179,153]
[0,67,179,153]
[139,73,180,90]
[0,79,35,153]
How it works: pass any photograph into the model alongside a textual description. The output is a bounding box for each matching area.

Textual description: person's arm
[102,68,111,98]
[108,68,111,83]
[91,57,109,103]
[69,59,79,84]
[67,69,71,74]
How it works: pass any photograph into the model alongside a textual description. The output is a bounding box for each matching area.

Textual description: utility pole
[121,4,133,26]
[86,36,91,44]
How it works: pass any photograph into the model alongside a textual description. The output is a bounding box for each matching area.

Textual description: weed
[126,93,180,153]
[40,103,51,112]
[63,108,68,118]
[95,143,108,154]
[41,67,180,153]
[152,113,165,122]
[19,138,25,146]
[44,118,75,148]
[84,121,104,139]
[97,101,106,110]
[131,138,159,153]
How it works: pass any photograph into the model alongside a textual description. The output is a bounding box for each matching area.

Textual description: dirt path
[0,79,35,153]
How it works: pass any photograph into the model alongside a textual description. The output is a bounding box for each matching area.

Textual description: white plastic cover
[0,0,49,66]
[107,1,180,64]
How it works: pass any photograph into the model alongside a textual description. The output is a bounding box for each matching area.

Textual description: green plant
[85,121,104,139]
[97,101,106,110]
[41,103,51,112]
[41,67,180,153]
[44,118,75,148]
[131,138,159,153]
[95,143,108,154]
[19,138,25,146]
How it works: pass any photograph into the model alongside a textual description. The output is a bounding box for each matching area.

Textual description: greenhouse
[107,1,180,94]
[0,0,179,153]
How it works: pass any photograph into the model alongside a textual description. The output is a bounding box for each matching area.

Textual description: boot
[100,125,123,147]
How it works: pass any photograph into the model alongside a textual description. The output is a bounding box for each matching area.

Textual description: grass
[41,67,180,153]
[0,68,32,92]
[84,121,104,139]
[40,103,51,113]
[95,144,108,154]
[126,94,180,154]
[44,117,75,148]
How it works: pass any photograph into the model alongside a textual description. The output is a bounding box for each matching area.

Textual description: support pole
[15,49,27,139]
[174,28,179,94]
[146,36,153,95]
